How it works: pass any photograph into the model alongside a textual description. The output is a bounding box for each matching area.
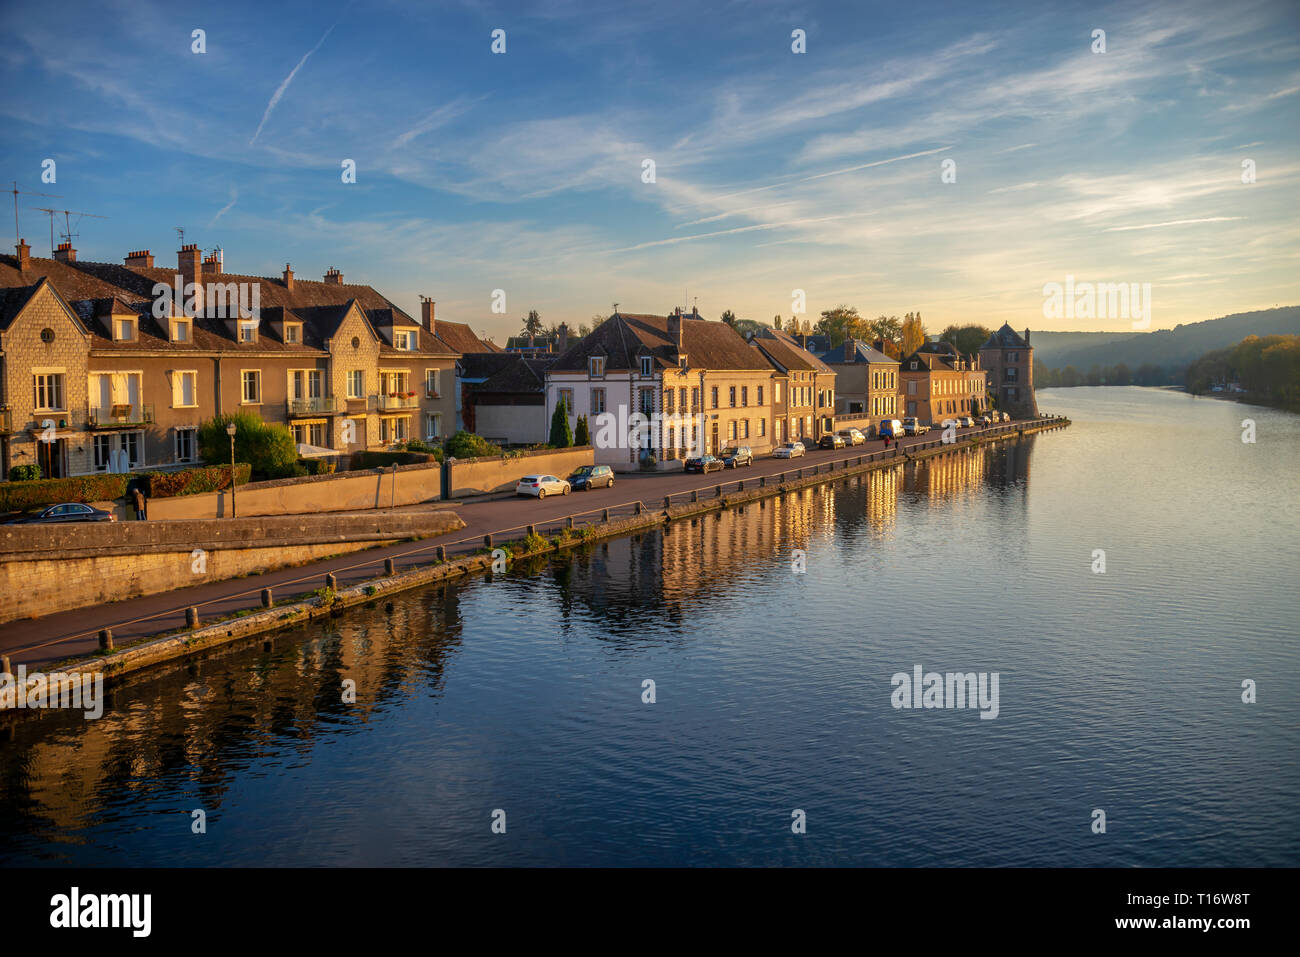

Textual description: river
[2,386,1296,866]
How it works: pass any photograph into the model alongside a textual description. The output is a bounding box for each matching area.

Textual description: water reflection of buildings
[903,442,1032,507]
[0,587,468,848]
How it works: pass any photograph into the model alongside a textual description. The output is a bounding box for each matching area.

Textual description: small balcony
[88,404,154,429]
[286,396,343,417]
[373,392,420,410]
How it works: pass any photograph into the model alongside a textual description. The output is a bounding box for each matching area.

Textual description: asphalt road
[1,420,1039,667]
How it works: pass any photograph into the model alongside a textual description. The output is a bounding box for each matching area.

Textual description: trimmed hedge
[350,451,435,470]
[0,474,130,513]
[144,463,252,498]
[302,459,337,476]
[8,464,41,482]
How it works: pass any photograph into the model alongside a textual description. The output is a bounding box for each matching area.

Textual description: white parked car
[516,474,570,498]
[773,441,806,458]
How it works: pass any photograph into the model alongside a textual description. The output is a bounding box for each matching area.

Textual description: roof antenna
[32,206,107,256]
[9,181,62,247]
[175,226,185,247]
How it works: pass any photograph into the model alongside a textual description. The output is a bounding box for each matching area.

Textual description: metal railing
[373,393,420,410]
[87,404,154,428]
[286,396,342,416]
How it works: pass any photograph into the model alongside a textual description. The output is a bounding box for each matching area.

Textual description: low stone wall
[147,461,442,520]
[446,445,594,497]
[0,510,464,624]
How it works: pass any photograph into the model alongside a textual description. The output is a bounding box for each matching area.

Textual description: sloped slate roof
[981,323,1028,350]
[818,339,899,365]
[550,313,770,373]
[750,328,834,374]
[433,320,502,354]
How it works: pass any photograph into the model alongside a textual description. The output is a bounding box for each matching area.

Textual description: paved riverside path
[0,420,1052,667]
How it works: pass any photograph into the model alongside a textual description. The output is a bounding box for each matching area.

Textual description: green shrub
[445,430,502,459]
[8,464,41,482]
[523,532,549,552]
[301,459,337,476]
[351,450,434,470]
[198,411,297,480]
[573,414,590,446]
[549,398,573,448]
[144,463,252,498]
[0,473,129,512]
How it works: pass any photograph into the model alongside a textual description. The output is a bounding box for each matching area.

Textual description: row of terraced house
[0,241,499,478]
[0,239,1035,479]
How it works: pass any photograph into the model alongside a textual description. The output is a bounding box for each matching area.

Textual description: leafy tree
[868,314,903,344]
[199,410,297,480]
[815,305,864,346]
[900,312,927,356]
[574,414,591,446]
[773,315,783,331]
[939,324,993,358]
[720,310,737,327]
[550,396,573,447]
[1061,365,1081,387]
[521,310,545,338]
[1112,362,1133,386]
[1086,365,1102,386]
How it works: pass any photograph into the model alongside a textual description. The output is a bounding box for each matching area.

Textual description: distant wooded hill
[1031,307,1300,371]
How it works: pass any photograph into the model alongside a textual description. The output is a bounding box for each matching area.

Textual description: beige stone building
[0,240,472,478]
[749,328,836,446]
[899,339,988,424]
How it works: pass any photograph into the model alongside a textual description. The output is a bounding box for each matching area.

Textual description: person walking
[132,485,148,521]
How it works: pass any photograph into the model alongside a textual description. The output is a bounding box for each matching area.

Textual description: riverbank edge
[2,418,1070,714]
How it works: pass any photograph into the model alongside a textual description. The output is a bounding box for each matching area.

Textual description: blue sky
[2,0,1298,340]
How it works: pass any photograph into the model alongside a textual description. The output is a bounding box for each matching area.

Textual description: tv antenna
[175,226,185,247]
[8,181,62,246]
[32,207,107,256]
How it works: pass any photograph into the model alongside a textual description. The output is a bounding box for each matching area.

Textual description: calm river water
[2,387,1297,866]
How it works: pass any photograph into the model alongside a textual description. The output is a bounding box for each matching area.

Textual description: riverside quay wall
[149,461,443,520]
[0,510,465,624]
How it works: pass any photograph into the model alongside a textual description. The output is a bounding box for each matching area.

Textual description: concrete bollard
[98,629,113,650]
[484,534,493,549]
[566,516,574,530]
[738,480,744,490]
[261,588,272,608]
[186,607,199,629]
[761,475,767,487]
[436,545,446,562]
[635,502,643,515]
[716,485,724,498]
[527,524,536,537]
[601,509,609,522]
[326,573,337,591]
[384,558,395,576]
[691,490,698,503]
[664,496,671,509]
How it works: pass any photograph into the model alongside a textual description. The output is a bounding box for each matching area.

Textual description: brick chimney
[557,322,569,354]
[420,296,435,333]
[282,264,294,292]
[15,239,30,272]
[1024,328,1031,346]
[202,251,222,275]
[178,243,202,314]
[54,241,76,263]
[667,311,683,354]
[324,267,343,284]
[843,338,854,361]
[124,249,154,268]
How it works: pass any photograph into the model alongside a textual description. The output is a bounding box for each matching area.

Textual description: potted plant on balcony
[404,390,417,399]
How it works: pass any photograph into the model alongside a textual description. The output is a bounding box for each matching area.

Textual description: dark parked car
[720,446,753,468]
[20,502,115,524]
[568,464,615,490]
[819,433,846,450]
[684,454,724,473]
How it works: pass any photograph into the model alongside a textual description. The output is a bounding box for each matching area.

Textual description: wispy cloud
[249,22,339,146]
[1104,216,1245,232]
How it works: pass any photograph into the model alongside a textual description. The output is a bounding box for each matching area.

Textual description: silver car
[516,474,571,498]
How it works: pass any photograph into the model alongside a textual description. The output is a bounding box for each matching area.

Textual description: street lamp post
[226,422,237,518]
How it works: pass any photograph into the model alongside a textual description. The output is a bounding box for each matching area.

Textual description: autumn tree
[900,312,926,355]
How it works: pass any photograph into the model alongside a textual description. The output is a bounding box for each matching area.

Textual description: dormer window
[679,356,688,370]
[394,330,416,350]
[284,323,301,344]
[639,356,653,377]
[239,321,258,343]
[114,317,137,342]
[589,356,605,377]
[170,318,191,343]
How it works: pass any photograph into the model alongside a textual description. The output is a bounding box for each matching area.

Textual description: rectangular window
[759,419,766,437]
[93,434,112,472]
[729,386,737,407]
[175,427,196,463]
[742,420,750,438]
[347,417,366,446]
[741,386,748,407]
[241,370,261,404]
[239,322,257,343]
[711,386,719,409]
[34,373,65,411]
[426,413,442,441]
[425,369,440,395]
[757,385,764,406]
[664,389,674,413]
[679,387,687,411]
[123,431,141,468]
[589,357,605,377]
[591,388,606,414]
[116,318,136,342]
[640,356,653,377]
[172,370,198,408]
[379,417,409,443]
[691,388,700,412]
[639,388,655,414]
[348,370,364,398]
[728,421,737,440]
[171,319,191,343]
[558,388,574,414]
[285,324,300,344]
[775,382,781,403]
[394,330,415,350]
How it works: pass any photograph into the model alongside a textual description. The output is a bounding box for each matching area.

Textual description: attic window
[171,319,191,343]
[238,321,257,343]
[285,324,301,344]
[639,356,653,376]
[40,328,55,344]
[115,317,137,342]
[394,330,416,350]
[679,355,687,370]
[589,357,605,377]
